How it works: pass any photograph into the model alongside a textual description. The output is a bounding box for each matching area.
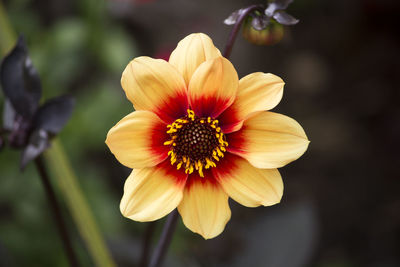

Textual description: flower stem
[149,210,179,267]
[34,156,80,267]
[223,4,263,59]
[44,140,117,267]
[140,221,157,267]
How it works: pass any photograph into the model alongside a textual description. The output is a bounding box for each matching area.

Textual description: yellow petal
[106,111,169,169]
[169,33,221,86]
[121,56,188,124]
[227,111,309,169]
[213,153,283,207]
[219,72,284,133]
[178,173,231,239]
[120,161,187,222]
[188,57,238,118]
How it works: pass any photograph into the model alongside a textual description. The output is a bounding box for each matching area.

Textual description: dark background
[0,0,399,266]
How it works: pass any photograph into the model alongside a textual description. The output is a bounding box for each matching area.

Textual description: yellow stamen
[212,153,220,161]
[171,154,177,165]
[163,140,174,145]
[206,158,216,168]
[187,109,195,121]
[199,164,204,177]
[186,158,191,169]
[177,162,183,170]
[216,147,224,157]
[164,109,228,177]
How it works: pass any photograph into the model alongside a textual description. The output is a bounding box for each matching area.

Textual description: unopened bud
[242,17,284,46]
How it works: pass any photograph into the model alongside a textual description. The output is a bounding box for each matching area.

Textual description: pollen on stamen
[163,109,228,177]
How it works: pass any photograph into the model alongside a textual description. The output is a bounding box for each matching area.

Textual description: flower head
[106,33,309,239]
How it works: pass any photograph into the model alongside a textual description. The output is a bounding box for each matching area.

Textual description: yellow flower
[106,33,309,239]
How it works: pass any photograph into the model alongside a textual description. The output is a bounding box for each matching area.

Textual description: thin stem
[149,210,179,267]
[223,4,264,59]
[34,156,80,267]
[139,221,157,267]
[0,128,6,150]
[45,140,117,267]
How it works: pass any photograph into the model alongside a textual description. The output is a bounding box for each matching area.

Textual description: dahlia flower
[106,33,309,239]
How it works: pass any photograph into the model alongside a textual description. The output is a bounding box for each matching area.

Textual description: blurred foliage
[0,0,138,265]
[45,140,117,267]
[1,0,399,266]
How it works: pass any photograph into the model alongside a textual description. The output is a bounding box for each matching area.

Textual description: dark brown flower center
[164,109,228,177]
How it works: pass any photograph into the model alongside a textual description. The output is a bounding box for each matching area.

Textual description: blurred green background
[0,0,399,266]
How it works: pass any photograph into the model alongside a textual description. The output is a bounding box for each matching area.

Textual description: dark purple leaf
[224,8,246,25]
[274,0,294,10]
[273,10,299,25]
[265,4,278,17]
[0,35,42,119]
[3,99,16,130]
[20,129,49,170]
[7,115,31,149]
[265,0,294,16]
[265,0,294,17]
[33,95,75,134]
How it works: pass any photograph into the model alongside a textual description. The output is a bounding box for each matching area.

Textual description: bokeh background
[1,0,399,266]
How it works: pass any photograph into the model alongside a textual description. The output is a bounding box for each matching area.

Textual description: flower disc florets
[164,109,228,177]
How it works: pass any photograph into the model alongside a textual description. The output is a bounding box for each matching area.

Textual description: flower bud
[242,17,284,46]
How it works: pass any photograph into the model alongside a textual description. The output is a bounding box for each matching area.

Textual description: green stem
[44,139,116,267]
[34,156,81,267]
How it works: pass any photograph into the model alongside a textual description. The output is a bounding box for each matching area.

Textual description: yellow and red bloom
[106,33,309,239]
